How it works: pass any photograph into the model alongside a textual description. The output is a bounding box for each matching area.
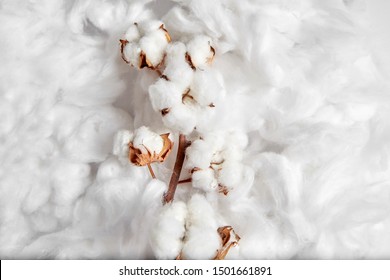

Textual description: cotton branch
[164,134,190,204]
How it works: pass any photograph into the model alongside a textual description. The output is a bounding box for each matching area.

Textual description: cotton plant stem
[178,178,192,184]
[164,134,190,204]
[147,163,156,179]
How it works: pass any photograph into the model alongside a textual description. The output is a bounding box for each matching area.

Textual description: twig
[147,163,156,179]
[164,134,190,203]
[178,178,192,184]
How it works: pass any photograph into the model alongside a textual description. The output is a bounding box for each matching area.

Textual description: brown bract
[128,133,173,166]
[214,226,241,260]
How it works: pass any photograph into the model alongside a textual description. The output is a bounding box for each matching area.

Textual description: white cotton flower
[112,129,134,159]
[186,35,215,68]
[132,126,164,154]
[151,201,188,260]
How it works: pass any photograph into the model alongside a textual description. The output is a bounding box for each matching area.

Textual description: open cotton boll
[163,42,194,87]
[201,132,227,152]
[181,227,220,259]
[121,20,171,69]
[150,201,188,259]
[191,168,218,192]
[186,35,215,68]
[112,129,134,159]
[185,140,214,169]
[161,104,197,135]
[132,126,164,154]
[191,69,221,107]
[122,43,141,67]
[217,161,244,190]
[186,194,217,228]
[182,194,221,259]
[148,79,183,112]
[139,29,170,67]
[124,24,140,43]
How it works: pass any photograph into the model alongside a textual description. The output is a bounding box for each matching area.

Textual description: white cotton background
[1,0,390,259]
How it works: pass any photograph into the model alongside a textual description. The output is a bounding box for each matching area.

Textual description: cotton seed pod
[150,201,188,260]
[190,68,221,107]
[191,168,218,192]
[148,79,184,112]
[120,21,171,69]
[214,226,241,260]
[185,35,215,69]
[163,42,195,88]
[128,127,173,166]
[161,104,197,135]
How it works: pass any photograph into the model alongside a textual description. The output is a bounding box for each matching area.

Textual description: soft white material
[122,20,169,67]
[150,201,188,259]
[186,35,214,68]
[181,194,220,259]
[112,129,134,159]
[132,126,164,154]
[1,0,390,260]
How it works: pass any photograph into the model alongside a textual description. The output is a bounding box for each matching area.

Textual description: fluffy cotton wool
[150,201,188,259]
[2,0,390,260]
[181,194,221,259]
[132,126,164,154]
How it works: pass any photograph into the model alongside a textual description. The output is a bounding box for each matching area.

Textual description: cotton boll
[181,227,220,259]
[122,43,141,67]
[112,129,133,159]
[162,104,197,135]
[139,29,170,67]
[186,194,217,227]
[182,194,221,259]
[150,201,188,259]
[148,79,183,111]
[124,24,140,42]
[163,42,194,87]
[217,161,244,190]
[186,35,214,68]
[132,126,164,154]
[201,132,227,152]
[185,139,213,169]
[191,69,221,107]
[191,168,218,192]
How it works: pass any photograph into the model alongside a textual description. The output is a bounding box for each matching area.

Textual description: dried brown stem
[178,178,192,184]
[164,134,190,204]
[147,163,156,179]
